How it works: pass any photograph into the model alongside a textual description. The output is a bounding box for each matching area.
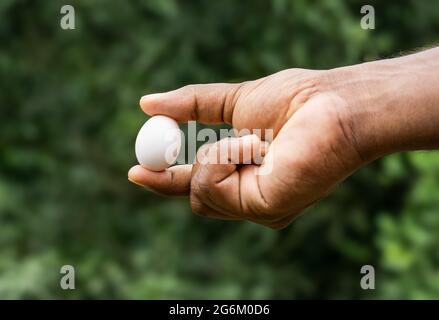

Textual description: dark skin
[129,48,439,229]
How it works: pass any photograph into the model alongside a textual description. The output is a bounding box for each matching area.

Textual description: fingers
[139,83,243,125]
[128,135,285,227]
[190,135,268,216]
[191,135,296,228]
[196,134,269,166]
[190,195,243,221]
[128,164,192,196]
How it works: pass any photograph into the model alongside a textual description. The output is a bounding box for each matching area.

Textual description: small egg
[135,115,182,171]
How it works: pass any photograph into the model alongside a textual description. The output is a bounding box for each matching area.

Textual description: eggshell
[135,115,182,171]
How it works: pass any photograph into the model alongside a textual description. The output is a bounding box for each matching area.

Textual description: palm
[233,71,363,220]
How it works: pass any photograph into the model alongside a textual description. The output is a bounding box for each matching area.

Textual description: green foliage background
[1,0,439,299]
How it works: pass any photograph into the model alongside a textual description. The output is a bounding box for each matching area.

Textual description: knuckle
[253,209,298,228]
[190,196,205,216]
[181,84,200,100]
[249,206,277,222]
[181,84,196,93]
[191,173,213,201]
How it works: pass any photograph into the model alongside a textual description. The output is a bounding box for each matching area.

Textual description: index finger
[139,83,243,125]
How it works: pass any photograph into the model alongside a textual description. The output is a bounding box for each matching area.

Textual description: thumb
[139,83,243,125]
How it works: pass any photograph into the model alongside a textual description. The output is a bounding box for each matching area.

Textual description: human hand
[128,48,439,229]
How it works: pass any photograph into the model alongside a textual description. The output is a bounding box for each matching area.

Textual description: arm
[128,47,439,229]
[335,47,439,159]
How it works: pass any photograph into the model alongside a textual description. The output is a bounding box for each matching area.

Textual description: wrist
[331,48,439,161]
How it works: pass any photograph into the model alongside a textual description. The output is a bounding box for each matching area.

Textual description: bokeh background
[1,0,439,299]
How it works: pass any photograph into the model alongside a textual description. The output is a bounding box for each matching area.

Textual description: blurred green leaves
[0,0,439,299]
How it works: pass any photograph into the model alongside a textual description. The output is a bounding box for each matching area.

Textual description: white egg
[135,115,182,171]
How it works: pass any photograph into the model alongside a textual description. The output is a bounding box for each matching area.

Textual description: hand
[129,48,439,229]
[128,68,364,229]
